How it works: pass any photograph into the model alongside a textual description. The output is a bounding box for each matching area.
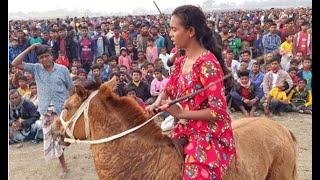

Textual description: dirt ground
[9,112,312,180]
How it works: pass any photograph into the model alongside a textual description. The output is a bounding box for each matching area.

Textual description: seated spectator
[23,71,34,85]
[87,64,102,82]
[9,89,42,144]
[158,47,170,71]
[70,65,78,79]
[23,82,39,109]
[126,86,146,110]
[225,50,240,79]
[230,70,263,117]
[87,57,111,82]
[261,52,274,73]
[287,79,312,114]
[265,81,291,116]
[249,62,265,89]
[239,50,256,70]
[119,65,131,82]
[17,75,31,97]
[150,68,169,102]
[55,51,69,68]
[262,56,293,98]
[285,59,299,72]
[154,59,169,77]
[234,61,249,81]
[77,68,87,80]
[71,58,83,69]
[127,69,151,102]
[288,67,301,90]
[137,50,147,69]
[131,61,139,71]
[111,65,120,74]
[297,57,312,91]
[109,72,126,97]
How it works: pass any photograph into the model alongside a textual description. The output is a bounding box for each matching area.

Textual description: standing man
[12,43,73,179]
[262,23,281,54]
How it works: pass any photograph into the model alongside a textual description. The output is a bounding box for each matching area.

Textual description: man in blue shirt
[9,37,28,64]
[262,23,281,54]
[249,62,265,89]
[12,43,73,178]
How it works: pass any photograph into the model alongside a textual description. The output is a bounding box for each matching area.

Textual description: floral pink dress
[164,52,236,180]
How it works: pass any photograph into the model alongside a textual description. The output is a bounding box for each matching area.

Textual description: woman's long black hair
[172,5,233,93]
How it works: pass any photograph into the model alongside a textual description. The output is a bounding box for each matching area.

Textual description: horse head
[52,77,117,146]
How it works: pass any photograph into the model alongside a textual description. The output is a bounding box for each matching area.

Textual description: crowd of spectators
[9,7,312,145]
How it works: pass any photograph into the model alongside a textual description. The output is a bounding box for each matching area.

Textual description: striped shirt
[23,62,73,115]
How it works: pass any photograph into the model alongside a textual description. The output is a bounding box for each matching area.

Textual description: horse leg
[266,137,297,180]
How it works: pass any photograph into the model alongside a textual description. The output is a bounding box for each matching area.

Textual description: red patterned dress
[164,51,236,180]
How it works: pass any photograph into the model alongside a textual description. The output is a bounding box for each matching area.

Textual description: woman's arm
[168,106,215,121]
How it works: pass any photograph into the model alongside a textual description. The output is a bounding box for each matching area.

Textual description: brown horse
[52,77,297,180]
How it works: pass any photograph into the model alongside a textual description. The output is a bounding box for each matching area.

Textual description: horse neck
[89,95,170,145]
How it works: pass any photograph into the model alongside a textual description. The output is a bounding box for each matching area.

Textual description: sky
[8,0,241,13]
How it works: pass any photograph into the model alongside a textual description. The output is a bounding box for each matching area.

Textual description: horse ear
[105,76,117,90]
[75,84,89,100]
[100,76,117,98]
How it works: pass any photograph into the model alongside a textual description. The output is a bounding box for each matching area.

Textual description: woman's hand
[146,100,170,114]
[167,104,183,119]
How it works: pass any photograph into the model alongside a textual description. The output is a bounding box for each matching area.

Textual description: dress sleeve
[197,56,228,118]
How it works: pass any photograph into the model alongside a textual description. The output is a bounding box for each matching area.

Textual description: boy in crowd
[17,75,31,97]
[23,82,39,109]
[288,67,301,89]
[126,86,146,110]
[262,57,293,98]
[230,70,263,117]
[249,62,264,89]
[225,50,240,79]
[150,68,169,102]
[158,47,170,71]
[297,57,312,91]
[87,64,102,82]
[239,50,256,70]
[287,79,312,114]
[55,51,69,68]
[265,81,291,116]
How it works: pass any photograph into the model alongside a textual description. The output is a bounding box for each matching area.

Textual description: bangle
[210,110,217,119]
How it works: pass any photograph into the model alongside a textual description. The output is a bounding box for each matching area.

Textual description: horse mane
[98,84,172,144]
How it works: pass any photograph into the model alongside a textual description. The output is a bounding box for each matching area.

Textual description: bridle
[59,90,162,145]
[59,90,98,140]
